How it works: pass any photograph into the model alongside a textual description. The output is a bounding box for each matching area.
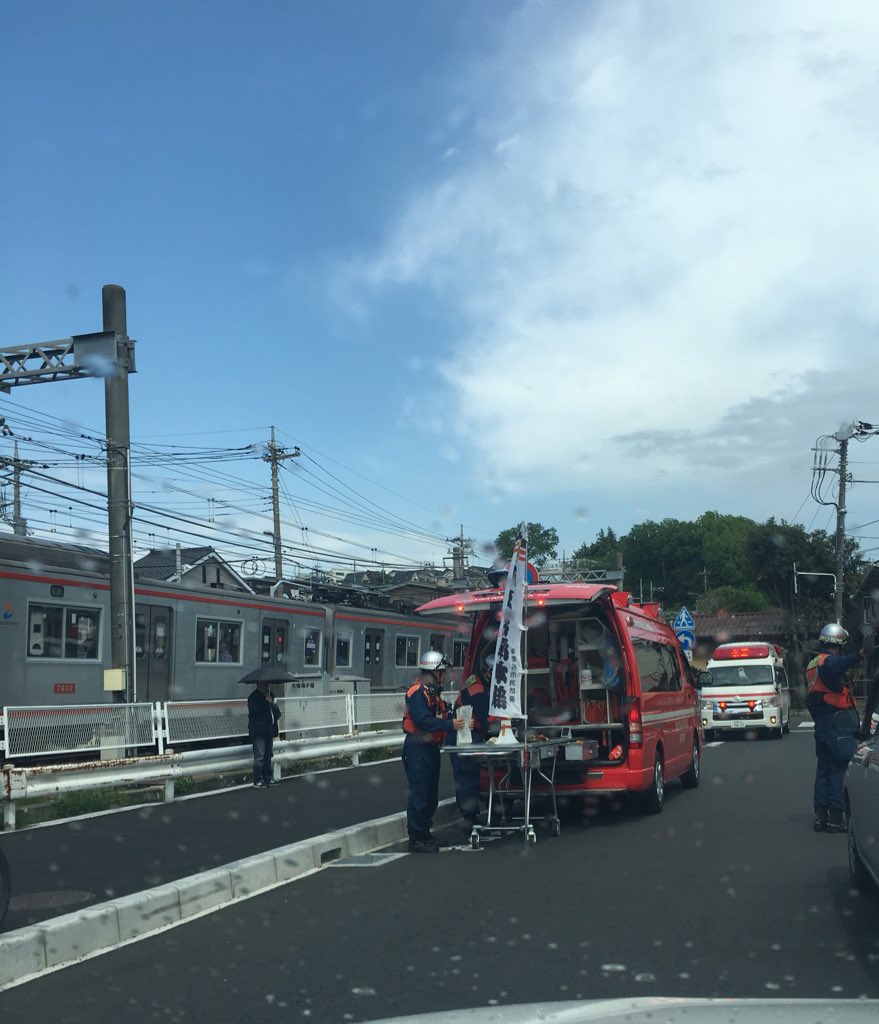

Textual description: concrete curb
[0,800,458,990]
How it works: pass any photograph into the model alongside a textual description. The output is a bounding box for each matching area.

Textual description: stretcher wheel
[551,819,561,837]
[470,833,480,850]
[526,828,537,845]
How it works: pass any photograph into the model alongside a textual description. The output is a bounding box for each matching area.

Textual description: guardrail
[1,731,407,832]
[0,691,429,761]
[0,690,465,832]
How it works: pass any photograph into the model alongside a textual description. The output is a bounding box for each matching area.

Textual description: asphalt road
[2,721,878,1022]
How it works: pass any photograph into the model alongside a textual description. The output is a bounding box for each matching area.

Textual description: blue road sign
[675,629,696,652]
[673,606,695,631]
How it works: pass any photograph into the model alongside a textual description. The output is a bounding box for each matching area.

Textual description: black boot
[813,809,828,833]
[825,809,846,834]
[408,830,439,853]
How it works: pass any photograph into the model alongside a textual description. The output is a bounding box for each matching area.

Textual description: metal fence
[1,691,419,761]
[2,704,159,759]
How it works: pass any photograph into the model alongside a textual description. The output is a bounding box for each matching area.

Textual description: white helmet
[420,650,449,673]
[819,623,849,646]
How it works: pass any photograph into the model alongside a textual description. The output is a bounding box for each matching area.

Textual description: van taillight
[627,699,643,748]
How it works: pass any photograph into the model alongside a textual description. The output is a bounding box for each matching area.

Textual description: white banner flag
[488,523,528,720]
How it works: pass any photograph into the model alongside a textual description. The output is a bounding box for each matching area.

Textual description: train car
[0,535,467,709]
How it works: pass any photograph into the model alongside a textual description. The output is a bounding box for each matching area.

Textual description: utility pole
[447,525,473,589]
[812,421,878,624]
[833,429,849,625]
[102,285,137,703]
[263,426,300,580]
[0,441,33,535]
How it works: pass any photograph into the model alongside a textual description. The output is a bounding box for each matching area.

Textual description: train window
[395,635,419,667]
[452,639,469,668]
[28,604,100,660]
[304,629,322,667]
[195,618,242,663]
[335,632,353,669]
[429,634,445,655]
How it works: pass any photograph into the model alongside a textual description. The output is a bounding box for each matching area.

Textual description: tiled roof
[693,609,795,642]
[133,546,216,580]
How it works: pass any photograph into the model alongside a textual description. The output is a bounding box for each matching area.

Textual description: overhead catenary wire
[0,404,454,571]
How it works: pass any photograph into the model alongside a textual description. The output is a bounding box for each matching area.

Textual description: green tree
[572,527,620,566]
[695,511,754,591]
[494,522,559,567]
[621,518,702,608]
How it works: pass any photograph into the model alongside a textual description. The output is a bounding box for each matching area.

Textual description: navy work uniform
[449,671,491,824]
[402,654,462,853]
[805,625,862,832]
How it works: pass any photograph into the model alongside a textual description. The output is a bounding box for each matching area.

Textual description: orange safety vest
[402,677,449,744]
[806,653,856,710]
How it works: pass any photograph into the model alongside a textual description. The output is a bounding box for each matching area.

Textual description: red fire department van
[417,580,702,813]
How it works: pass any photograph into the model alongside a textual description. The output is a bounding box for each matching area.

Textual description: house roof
[693,609,795,643]
[134,546,216,580]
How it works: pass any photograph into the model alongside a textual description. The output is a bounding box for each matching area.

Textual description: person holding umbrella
[242,669,286,788]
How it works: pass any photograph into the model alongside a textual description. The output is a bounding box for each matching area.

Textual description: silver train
[0,536,466,708]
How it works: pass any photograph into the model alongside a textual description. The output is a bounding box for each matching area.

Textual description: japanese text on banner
[488,523,527,720]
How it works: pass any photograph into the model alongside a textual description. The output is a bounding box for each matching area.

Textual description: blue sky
[2,1,879,579]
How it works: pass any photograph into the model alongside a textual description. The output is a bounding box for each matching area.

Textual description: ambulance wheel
[643,752,665,815]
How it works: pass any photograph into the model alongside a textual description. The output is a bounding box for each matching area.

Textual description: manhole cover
[10,890,96,911]
[329,853,407,868]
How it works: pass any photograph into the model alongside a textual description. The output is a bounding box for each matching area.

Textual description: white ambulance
[699,642,791,740]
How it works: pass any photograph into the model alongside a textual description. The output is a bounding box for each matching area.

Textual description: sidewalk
[0,758,459,989]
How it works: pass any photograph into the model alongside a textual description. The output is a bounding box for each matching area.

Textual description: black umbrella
[237,667,297,686]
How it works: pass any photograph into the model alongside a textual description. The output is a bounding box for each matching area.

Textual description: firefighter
[450,655,493,828]
[805,623,864,833]
[402,651,465,853]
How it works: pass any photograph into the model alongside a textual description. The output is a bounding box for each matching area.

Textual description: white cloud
[341,1,879,539]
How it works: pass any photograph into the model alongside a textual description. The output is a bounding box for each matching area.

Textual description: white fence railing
[1,692,433,761]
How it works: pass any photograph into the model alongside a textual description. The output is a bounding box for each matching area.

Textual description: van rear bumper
[533,756,654,796]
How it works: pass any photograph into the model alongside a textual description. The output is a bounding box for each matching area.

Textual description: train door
[261,618,289,669]
[135,604,173,703]
[364,628,385,688]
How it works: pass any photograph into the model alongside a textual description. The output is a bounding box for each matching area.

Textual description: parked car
[844,731,879,893]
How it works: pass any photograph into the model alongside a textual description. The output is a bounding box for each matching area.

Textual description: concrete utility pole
[102,286,137,702]
[263,426,300,580]
[812,420,879,625]
[833,429,849,625]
